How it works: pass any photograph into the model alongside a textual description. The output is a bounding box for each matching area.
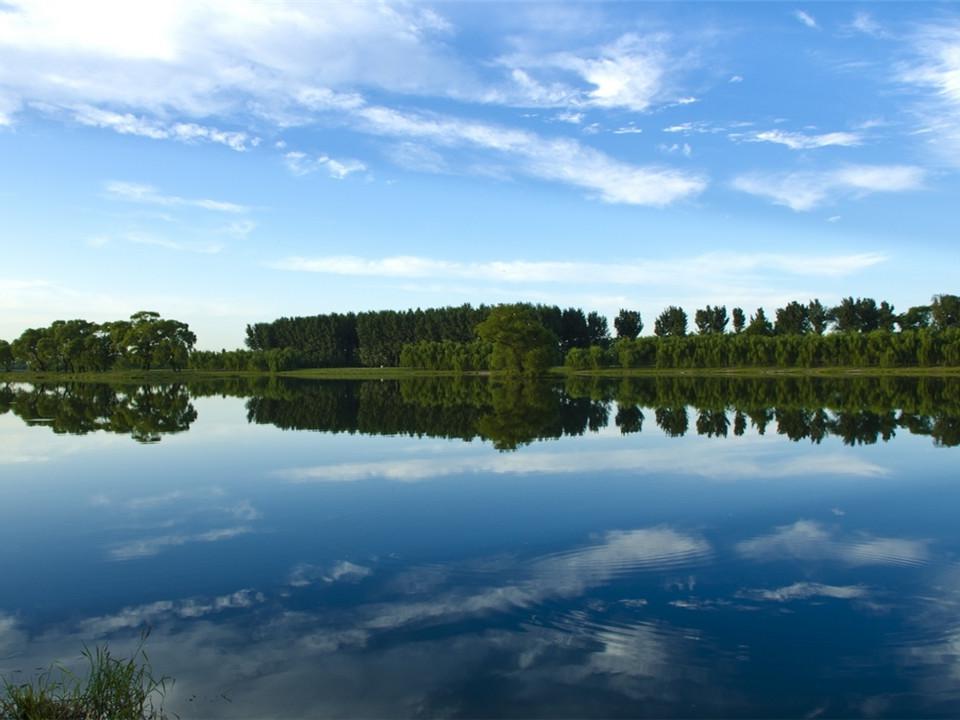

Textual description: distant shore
[3,365,960,384]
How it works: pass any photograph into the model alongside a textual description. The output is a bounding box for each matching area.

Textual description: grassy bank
[1,640,170,720]
[2,365,960,385]
[553,365,960,378]
[0,367,484,384]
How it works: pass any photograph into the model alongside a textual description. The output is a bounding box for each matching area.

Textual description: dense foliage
[245,303,609,368]
[565,294,960,370]
[6,312,195,372]
[3,294,959,374]
[188,347,307,372]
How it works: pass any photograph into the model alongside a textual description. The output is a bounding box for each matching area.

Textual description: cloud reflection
[108,525,253,560]
[737,521,929,567]
[276,445,887,484]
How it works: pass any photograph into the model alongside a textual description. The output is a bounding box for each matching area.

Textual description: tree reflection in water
[2,374,958,447]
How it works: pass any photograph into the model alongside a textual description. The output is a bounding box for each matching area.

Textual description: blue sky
[1,1,958,348]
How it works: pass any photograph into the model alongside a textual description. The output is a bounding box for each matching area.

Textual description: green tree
[559,308,590,353]
[118,312,196,370]
[695,305,728,335]
[475,304,558,375]
[899,305,932,331]
[654,306,688,337]
[586,311,611,347]
[0,339,12,371]
[830,297,859,332]
[614,309,642,339]
[732,307,746,334]
[932,294,960,330]
[877,301,897,332]
[745,308,773,336]
[775,301,810,335]
[808,299,828,335]
[11,328,50,370]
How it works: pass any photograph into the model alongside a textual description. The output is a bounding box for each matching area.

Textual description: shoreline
[2,365,960,384]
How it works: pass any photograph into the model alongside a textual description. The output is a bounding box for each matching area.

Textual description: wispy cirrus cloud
[0,4,705,205]
[69,106,258,151]
[104,181,249,213]
[743,129,863,150]
[793,10,818,30]
[283,151,367,179]
[120,231,224,255]
[897,22,960,166]
[732,164,925,211]
[848,11,887,38]
[269,251,887,284]
[349,105,705,206]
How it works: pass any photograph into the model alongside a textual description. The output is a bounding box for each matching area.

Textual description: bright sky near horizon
[0,1,958,349]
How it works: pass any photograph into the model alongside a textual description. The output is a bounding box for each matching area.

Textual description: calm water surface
[1,376,959,718]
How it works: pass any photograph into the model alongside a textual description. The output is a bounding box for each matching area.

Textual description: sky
[0,1,958,349]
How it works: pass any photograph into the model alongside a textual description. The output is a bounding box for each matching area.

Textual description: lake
[1,376,959,718]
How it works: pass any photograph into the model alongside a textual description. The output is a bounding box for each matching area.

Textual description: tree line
[2,294,959,374]
[400,295,960,372]
[1,312,195,372]
[244,304,609,368]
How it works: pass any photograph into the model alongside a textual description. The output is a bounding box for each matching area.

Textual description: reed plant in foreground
[1,633,170,720]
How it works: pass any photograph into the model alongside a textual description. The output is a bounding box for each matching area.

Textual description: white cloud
[793,10,819,30]
[554,111,584,124]
[104,180,249,213]
[729,75,744,83]
[350,105,705,206]
[897,23,960,165]
[270,250,887,284]
[570,34,666,111]
[849,12,886,38]
[662,121,719,135]
[659,143,692,158]
[612,124,643,135]
[0,5,707,203]
[222,219,256,238]
[746,129,862,150]
[732,164,925,211]
[70,106,256,150]
[496,33,673,112]
[0,1,462,123]
[284,151,367,179]
[385,142,448,174]
[832,165,925,192]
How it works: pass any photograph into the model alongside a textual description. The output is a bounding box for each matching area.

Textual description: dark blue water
[1,378,959,718]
